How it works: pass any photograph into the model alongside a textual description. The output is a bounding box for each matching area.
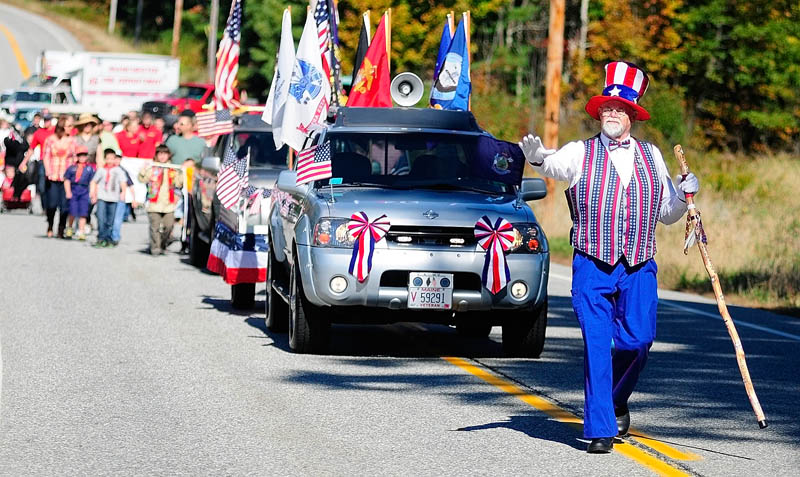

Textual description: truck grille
[380,271,482,291]
[385,225,477,248]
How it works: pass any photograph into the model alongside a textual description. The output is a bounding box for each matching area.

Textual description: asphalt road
[0,212,798,476]
[0,2,83,91]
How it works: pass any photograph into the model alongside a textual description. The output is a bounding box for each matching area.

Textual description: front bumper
[296,244,549,312]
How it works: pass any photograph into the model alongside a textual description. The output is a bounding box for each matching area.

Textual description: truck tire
[189,210,210,267]
[231,283,256,310]
[265,247,289,331]
[501,300,548,358]
[288,259,330,353]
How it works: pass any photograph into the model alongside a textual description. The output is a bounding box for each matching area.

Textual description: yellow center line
[0,23,31,79]
[442,356,695,477]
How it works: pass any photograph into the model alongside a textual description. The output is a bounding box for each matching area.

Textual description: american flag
[296,141,332,186]
[214,0,242,110]
[216,144,249,210]
[196,109,233,137]
[314,0,332,77]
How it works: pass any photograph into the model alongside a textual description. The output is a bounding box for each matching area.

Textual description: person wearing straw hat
[73,113,101,164]
[519,61,700,453]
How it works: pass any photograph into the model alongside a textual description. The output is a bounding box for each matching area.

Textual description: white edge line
[549,271,800,342]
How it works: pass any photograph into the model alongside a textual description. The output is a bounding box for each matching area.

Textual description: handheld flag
[280,8,331,152]
[214,0,242,110]
[431,18,471,111]
[430,15,453,105]
[197,109,233,137]
[295,141,332,186]
[347,13,391,108]
[263,8,295,149]
[216,144,249,210]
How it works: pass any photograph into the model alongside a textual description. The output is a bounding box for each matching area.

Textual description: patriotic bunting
[207,222,269,285]
[347,212,390,282]
[474,216,514,294]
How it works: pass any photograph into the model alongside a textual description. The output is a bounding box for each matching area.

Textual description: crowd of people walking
[1,109,205,253]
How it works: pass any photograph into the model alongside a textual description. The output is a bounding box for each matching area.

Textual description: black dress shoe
[616,411,630,436]
[587,438,614,453]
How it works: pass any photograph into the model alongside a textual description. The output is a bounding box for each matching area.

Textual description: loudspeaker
[390,72,424,107]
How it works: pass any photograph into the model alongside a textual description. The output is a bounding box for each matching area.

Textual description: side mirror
[276,170,308,194]
[201,156,221,173]
[520,178,547,201]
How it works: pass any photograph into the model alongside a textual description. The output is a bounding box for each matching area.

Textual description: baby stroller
[1,134,37,214]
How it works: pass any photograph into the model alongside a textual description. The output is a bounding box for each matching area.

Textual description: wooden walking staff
[673,145,768,429]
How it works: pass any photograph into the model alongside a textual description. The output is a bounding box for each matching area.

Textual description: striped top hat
[585,61,650,121]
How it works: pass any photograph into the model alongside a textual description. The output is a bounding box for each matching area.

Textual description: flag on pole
[431,18,471,111]
[327,0,347,105]
[216,144,249,210]
[295,141,332,186]
[197,109,234,137]
[313,0,332,79]
[430,15,453,105]
[347,13,391,108]
[263,8,295,150]
[280,8,331,152]
[214,0,242,111]
[351,11,371,90]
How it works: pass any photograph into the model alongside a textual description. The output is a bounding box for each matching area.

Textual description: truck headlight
[507,223,546,253]
[313,217,356,248]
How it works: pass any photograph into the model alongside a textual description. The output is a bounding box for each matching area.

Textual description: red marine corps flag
[347,11,391,108]
[214,0,242,110]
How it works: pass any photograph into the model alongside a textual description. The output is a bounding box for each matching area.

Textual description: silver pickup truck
[267,107,550,356]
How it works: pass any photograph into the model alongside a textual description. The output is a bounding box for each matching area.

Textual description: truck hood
[319,187,534,226]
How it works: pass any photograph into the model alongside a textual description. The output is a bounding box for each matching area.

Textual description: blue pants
[112,201,126,242]
[571,251,658,438]
[96,200,117,242]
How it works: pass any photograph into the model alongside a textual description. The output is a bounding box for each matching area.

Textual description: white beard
[602,121,625,139]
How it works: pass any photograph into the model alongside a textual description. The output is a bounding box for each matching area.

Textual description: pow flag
[474,216,514,294]
[207,222,269,285]
[347,212,390,282]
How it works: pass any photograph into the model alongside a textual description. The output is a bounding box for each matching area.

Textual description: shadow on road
[454,415,586,451]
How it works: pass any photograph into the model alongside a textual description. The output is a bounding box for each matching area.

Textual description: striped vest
[565,135,663,266]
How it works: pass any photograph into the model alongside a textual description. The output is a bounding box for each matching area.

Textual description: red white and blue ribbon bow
[608,139,631,151]
[348,212,391,282]
[474,216,515,294]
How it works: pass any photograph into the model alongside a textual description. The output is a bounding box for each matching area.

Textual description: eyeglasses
[599,106,630,117]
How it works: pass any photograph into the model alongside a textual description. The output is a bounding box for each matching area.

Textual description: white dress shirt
[531,133,687,225]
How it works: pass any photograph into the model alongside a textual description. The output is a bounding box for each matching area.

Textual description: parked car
[189,112,289,307]
[142,83,240,117]
[267,107,550,356]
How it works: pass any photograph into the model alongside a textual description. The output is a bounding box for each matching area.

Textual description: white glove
[676,172,699,197]
[519,134,555,166]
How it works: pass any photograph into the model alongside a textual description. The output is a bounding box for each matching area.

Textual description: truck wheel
[288,259,330,353]
[231,283,256,310]
[189,212,209,267]
[455,317,493,338]
[265,247,288,331]
[502,300,548,358]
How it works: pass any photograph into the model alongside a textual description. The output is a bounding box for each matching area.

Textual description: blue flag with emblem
[429,17,453,105]
[430,19,470,111]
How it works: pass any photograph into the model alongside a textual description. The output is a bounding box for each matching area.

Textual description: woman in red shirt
[42,118,77,238]
[115,117,141,158]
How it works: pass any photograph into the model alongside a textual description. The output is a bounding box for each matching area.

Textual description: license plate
[408,272,453,309]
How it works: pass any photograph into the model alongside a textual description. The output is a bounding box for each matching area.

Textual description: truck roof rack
[332,107,482,132]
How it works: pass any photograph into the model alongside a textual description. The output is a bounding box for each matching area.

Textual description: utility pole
[543,0,565,198]
[208,0,220,83]
[578,0,589,65]
[171,0,184,58]
[108,0,118,34]
[134,0,144,46]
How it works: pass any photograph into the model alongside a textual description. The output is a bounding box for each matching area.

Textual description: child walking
[63,145,95,240]
[138,144,184,255]
[90,148,127,248]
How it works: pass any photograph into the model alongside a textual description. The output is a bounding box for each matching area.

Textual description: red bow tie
[608,139,631,151]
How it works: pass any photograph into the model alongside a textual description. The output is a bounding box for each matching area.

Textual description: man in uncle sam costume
[519,61,700,454]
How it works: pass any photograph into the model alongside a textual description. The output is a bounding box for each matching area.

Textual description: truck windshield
[320,132,514,195]
[229,131,288,169]
[13,91,51,103]
[167,86,207,100]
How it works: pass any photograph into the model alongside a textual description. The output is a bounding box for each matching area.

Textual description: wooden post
[108,0,118,34]
[385,9,392,74]
[134,0,144,46]
[208,0,220,83]
[543,0,565,198]
[171,0,184,58]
